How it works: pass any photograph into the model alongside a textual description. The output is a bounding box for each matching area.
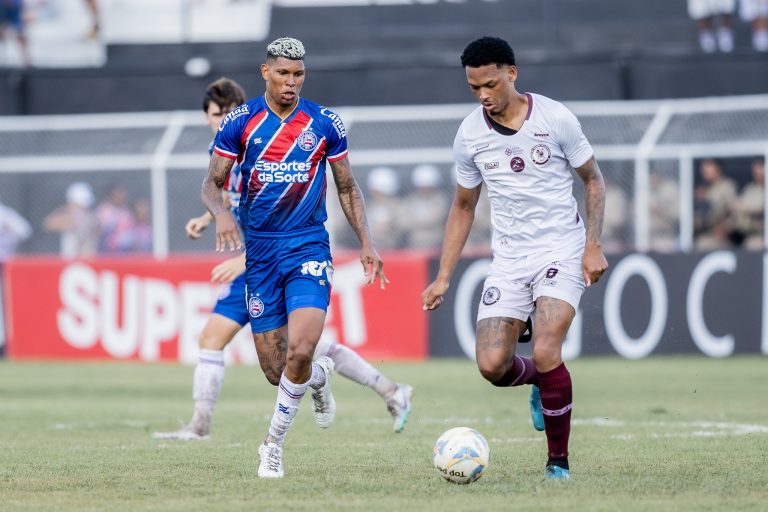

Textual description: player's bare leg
[315,336,413,433]
[475,316,543,431]
[153,314,241,440]
[259,308,334,478]
[253,327,288,385]
[532,296,576,479]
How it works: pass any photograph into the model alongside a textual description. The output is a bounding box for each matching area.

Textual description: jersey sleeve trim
[213,146,238,160]
[327,149,349,162]
[570,151,594,170]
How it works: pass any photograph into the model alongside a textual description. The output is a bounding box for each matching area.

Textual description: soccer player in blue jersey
[201,39,390,478]
[154,77,412,444]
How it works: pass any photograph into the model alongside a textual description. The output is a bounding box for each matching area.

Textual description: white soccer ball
[432,427,490,484]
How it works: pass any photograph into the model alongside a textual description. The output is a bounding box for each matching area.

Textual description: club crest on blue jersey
[249,296,265,317]
[297,130,319,151]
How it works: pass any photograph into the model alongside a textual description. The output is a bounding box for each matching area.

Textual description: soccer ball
[432,427,490,484]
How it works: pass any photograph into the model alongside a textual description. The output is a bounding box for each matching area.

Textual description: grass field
[1,356,767,511]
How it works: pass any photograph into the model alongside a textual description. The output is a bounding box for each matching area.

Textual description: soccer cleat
[545,464,571,480]
[152,421,210,441]
[310,356,336,428]
[529,385,545,432]
[258,442,284,478]
[386,383,413,433]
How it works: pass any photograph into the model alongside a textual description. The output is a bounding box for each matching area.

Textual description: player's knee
[532,339,562,372]
[476,357,506,384]
[286,345,314,369]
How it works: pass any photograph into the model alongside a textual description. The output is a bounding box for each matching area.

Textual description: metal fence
[0,94,767,259]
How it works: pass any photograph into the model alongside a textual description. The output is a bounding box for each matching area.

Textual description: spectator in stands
[694,158,738,250]
[130,197,153,253]
[688,0,736,52]
[83,0,100,39]
[739,0,768,51]
[602,177,628,253]
[400,164,449,249]
[732,157,765,249]
[649,172,681,252]
[0,0,31,66]
[44,182,99,259]
[96,184,136,254]
[0,198,31,261]
[366,166,404,250]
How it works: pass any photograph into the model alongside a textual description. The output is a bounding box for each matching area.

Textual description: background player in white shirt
[422,36,608,480]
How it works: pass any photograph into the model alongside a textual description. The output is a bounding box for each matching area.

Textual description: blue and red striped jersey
[213,96,348,235]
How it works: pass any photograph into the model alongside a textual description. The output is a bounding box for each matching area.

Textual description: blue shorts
[212,272,249,327]
[244,227,333,333]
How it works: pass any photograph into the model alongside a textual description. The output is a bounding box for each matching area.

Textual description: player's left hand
[582,244,608,287]
[211,254,246,284]
[360,244,389,289]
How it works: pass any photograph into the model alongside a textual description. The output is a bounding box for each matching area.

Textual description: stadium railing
[0,94,767,258]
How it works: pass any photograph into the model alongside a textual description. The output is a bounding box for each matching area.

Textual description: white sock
[192,349,225,429]
[717,27,734,52]
[307,361,327,389]
[754,28,768,52]
[699,30,717,52]
[267,373,308,445]
[325,342,397,400]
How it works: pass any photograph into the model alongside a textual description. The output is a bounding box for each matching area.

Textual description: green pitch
[1,356,766,511]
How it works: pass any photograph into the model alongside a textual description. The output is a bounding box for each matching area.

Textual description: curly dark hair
[460,37,515,68]
[203,77,246,112]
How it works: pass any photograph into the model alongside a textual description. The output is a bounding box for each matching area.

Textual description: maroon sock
[490,355,539,387]
[538,362,572,459]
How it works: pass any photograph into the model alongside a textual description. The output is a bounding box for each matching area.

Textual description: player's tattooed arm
[201,154,241,251]
[575,157,609,286]
[331,156,389,288]
[422,184,481,310]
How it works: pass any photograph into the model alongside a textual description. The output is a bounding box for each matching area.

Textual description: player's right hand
[421,279,449,311]
[185,215,210,239]
[214,212,242,252]
[211,254,246,284]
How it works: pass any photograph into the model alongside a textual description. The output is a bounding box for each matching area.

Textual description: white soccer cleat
[152,421,209,441]
[310,356,336,428]
[387,383,413,433]
[258,442,284,478]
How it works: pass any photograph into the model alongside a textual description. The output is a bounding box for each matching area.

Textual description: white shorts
[477,251,585,323]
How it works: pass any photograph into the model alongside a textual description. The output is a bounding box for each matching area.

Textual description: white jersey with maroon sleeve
[453,93,593,259]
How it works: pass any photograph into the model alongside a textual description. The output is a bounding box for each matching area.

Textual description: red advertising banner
[4,253,428,362]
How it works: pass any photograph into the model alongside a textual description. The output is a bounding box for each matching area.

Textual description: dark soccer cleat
[519,317,533,343]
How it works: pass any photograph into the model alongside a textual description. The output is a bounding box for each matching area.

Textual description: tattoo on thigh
[536,297,563,325]
[476,317,516,349]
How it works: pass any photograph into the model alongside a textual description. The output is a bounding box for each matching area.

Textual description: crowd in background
[688,0,768,52]
[40,182,152,259]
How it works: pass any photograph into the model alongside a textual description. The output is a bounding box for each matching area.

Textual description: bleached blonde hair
[267,37,305,60]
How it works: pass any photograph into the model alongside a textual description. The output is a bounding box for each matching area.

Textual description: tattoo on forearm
[578,161,606,244]
[201,156,234,215]
[333,159,371,244]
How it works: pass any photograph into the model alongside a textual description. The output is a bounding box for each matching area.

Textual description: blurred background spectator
[694,158,738,250]
[0,196,30,261]
[400,164,449,250]
[649,172,681,252]
[688,0,735,52]
[732,157,765,249]
[130,197,152,253]
[602,176,629,253]
[740,0,768,51]
[366,166,404,250]
[96,184,135,254]
[0,0,30,66]
[43,181,99,259]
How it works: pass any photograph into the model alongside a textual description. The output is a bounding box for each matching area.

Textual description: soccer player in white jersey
[153,77,413,443]
[421,37,608,480]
